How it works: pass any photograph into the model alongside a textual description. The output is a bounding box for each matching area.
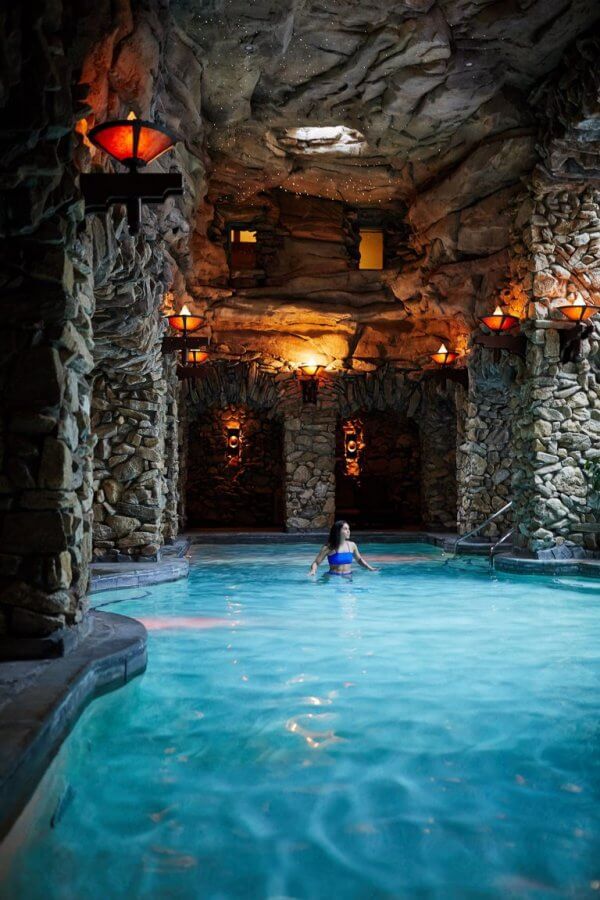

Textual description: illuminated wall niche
[226,420,241,465]
[343,419,364,477]
[358,229,384,270]
[229,226,257,270]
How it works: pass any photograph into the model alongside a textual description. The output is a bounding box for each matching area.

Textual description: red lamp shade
[167,305,204,334]
[557,299,598,322]
[479,306,520,332]
[88,118,176,169]
[431,343,459,366]
[187,350,209,366]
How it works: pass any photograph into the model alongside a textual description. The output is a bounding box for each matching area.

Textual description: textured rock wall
[419,381,460,531]
[457,348,520,537]
[162,357,181,543]
[0,3,96,638]
[186,406,284,528]
[512,185,600,555]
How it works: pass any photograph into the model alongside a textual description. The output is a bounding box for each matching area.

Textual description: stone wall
[186,405,284,528]
[511,184,600,556]
[0,3,96,638]
[457,347,520,537]
[419,380,460,531]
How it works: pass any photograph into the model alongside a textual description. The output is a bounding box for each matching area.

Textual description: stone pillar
[284,407,336,532]
[0,6,95,640]
[418,381,458,530]
[511,184,600,556]
[162,357,180,544]
[92,359,168,561]
[457,347,519,537]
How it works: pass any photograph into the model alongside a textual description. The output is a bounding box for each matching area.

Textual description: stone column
[162,356,181,544]
[457,347,519,537]
[283,407,336,531]
[511,184,600,556]
[418,381,459,530]
[0,6,95,641]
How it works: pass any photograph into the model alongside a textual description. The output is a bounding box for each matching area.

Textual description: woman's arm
[309,545,329,575]
[352,542,378,571]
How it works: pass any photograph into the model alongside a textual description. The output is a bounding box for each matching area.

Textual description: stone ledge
[0,611,146,841]
[90,558,189,594]
[494,554,600,577]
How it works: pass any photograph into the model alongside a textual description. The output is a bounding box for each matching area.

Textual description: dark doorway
[186,406,284,528]
[335,412,422,529]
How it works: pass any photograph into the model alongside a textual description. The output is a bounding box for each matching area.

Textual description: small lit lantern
[186,349,209,366]
[297,364,323,404]
[226,421,241,461]
[557,295,598,322]
[343,421,363,478]
[431,343,459,366]
[80,112,183,234]
[479,306,520,332]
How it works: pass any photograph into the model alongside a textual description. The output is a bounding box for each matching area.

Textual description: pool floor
[2,544,600,899]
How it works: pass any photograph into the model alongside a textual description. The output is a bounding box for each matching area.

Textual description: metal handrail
[454,501,513,555]
[489,528,514,567]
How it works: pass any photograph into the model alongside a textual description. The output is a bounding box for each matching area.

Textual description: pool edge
[0,610,147,843]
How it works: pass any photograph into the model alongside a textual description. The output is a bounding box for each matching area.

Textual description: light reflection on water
[2,542,600,899]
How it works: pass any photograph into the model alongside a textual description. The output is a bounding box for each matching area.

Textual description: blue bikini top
[328,549,353,566]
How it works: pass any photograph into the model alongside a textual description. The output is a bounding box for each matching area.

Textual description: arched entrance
[185,404,284,528]
[335,411,422,529]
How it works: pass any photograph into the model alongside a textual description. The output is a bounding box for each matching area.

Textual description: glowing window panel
[230,228,256,244]
[359,230,384,270]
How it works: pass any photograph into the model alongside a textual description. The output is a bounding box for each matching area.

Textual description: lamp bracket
[473,331,526,358]
[80,172,183,211]
[162,336,208,354]
[559,322,593,363]
[421,368,468,388]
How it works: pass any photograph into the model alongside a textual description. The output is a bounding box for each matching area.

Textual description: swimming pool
[2,543,600,898]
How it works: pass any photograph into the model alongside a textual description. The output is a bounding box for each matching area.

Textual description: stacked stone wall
[511,185,600,555]
[457,347,520,537]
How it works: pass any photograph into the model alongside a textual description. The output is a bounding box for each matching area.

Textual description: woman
[309,520,378,576]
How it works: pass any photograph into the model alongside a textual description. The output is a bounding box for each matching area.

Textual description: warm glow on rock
[359,230,384,270]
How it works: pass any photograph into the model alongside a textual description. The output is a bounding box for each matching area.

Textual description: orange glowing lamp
[80,112,183,235]
[299,364,322,377]
[167,305,205,335]
[479,306,520,332]
[87,113,177,171]
[431,343,459,366]
[186,349,209,366]
[297,364,323,404]
[557,295,598,322]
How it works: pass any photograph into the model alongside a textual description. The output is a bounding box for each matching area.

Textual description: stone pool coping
[0,611,147,842]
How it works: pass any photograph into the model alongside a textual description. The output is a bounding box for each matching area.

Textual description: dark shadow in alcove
[335,411,423,529]
[186,407,284,528]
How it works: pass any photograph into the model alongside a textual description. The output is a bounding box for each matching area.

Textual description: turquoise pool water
[2,543,600,899]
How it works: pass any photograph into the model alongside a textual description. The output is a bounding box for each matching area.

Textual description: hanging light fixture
[80,112,183,234]
[297,364,323,404]
[557,294,598,322]
[431,343,459,366]
[479,305,520,332]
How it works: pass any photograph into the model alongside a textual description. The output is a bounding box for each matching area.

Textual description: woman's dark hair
[328,520,348,550]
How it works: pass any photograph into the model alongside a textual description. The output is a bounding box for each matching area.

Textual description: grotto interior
[2,0,600,653]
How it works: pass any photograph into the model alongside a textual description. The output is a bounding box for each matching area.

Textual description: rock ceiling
[168,0,600,368]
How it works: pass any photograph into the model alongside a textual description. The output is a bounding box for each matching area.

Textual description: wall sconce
[343,420,363,478]
[431,343,459,366]
[473,305,526,356]
[297,365,323,404]
[479,306,520,332]
[186,349,209,366]
[556,294,598,362]
[80,113,183,235]
[163,304,206,368]
[226,421,241,462]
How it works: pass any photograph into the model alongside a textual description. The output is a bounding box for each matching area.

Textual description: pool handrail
[454,501,513,556]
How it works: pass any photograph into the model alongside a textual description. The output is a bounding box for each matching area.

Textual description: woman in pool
[309,520,378,576]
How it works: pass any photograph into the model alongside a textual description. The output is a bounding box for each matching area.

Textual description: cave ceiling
[168,0,600,368]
